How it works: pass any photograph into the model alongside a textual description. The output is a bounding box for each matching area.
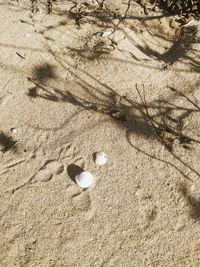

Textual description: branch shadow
[67,0,122,28]
[118,24,200,71]
[178,183,200,221]
[26,51,200,181]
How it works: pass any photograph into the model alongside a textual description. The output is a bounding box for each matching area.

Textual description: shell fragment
[95,152,107,166]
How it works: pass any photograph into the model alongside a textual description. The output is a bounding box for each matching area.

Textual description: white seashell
[75,171,94,188]
[95,152,107,166]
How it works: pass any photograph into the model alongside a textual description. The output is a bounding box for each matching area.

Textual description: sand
[0,0,200,266]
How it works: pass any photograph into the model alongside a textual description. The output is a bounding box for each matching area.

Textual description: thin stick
[6,139,21,152]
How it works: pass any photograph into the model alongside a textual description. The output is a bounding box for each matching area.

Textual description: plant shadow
[1,0,199,182]
[178,183,200,221]
[26,53,200,181]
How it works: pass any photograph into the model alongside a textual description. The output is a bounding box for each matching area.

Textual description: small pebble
[95,152,107,166]
[75,171,94,188]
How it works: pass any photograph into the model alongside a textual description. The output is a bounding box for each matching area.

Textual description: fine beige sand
[0,0,200,266]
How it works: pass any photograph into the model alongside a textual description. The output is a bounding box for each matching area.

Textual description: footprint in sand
[34,143,85,183]
[34,143,95,218]
[34,160,64,182]
[57,143,95,218]
[67,189,95,220]
[57,143,85,169]
[72,192,92,212]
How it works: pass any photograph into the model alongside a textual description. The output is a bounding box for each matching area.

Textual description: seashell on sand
[75,171,94,188]
[95,152,107,166]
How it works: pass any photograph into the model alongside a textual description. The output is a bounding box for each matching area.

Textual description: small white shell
[95,152,107,166]
[75,171,94,188]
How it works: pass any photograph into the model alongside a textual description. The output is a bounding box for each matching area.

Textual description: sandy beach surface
[0,0,200,266]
